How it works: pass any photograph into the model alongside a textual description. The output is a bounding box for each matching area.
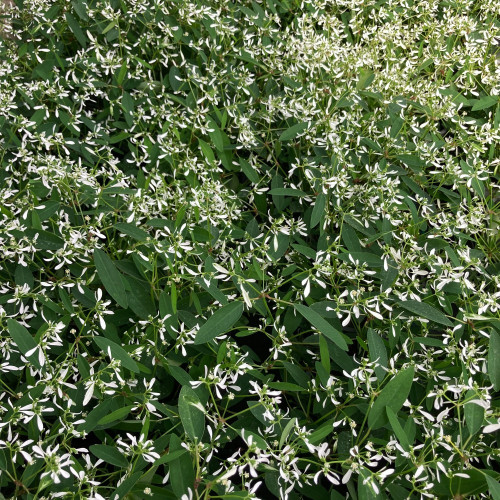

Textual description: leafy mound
[0,0,499,498]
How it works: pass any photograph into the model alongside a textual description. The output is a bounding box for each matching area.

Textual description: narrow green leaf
[114,222,149,241]
[310,193,326,229]
[94,336,139,373]
[358,466,380,500]
[294,303,348,351]
[308,419,336,444]
[194,301,244,344]
[77,399,114,433]
[319,333,331,374]
[97,405,135,426]
[112,471,142,499]
[239,158,260,184]
[278,122,308,142]
[281,361,310,388]
[178,386,205,442]
[77,353,90,379]
[238,429,268,450]
[279,418,297,448]
[291,243,316,259]
[470,96,497,111]
[7,318,37,356]
[489,331,500,391]
[464,396,484,436]
[7,319,41,369]
[338,252,382,267]
[102,19,117,34]
[207,117,225,151]
[90,444,128,468]
[397,300,452,327]
[356,68,375,90]
[65,12,87,47]
[484,474,500,500]
[154,449,186,466]
[198,138,216,165]
[413,337,444,347]
[72,0,89,21]
[268,382,304,392]
[390,117,404,138]
[342,225,361,252]
[195,277,228,305]
[368,366,415,430]
[93,249,128,308]
[367,329,387,382]
[116,60,127,86]
[386,407,410,451]
[169,434,194,498]
[267,188,307,197]
[121,92,134,127]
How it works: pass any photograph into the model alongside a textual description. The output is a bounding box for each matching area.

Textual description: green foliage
[0,0,499,498]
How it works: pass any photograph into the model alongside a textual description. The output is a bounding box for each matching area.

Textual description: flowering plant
[0,0,499,498]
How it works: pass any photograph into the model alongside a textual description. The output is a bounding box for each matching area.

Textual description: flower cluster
[0,0,499,498]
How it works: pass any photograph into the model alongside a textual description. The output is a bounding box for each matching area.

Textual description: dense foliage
[0,0,499,498]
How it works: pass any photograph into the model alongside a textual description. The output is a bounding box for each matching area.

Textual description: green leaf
[267,188,307,197]
[310,193,326,229]
[93,336,139,373]
[114,222,149,241]
[291,243,316,259]
[367,329,387,382]
[207,117,225,151]
[281,361,310,388]
[390,117,404,138]
[464,393,484,436]
[368,366,415,429]
[308,419,336,444]
[121,91,134,127]
[77,399,114,433]
[397,300,452,327]
[342,225,361,252]
[102,19,117,34]
[198,138,216,165]
[279,418,297,448]
[90,444,128,468]
[356,68,375,90]
[116,60,127,86]
[319,333,331,374]
[238,429,268,450]
[7,319,41,369]
[294,303,348,351]
[195,277,228,305]
[93,249,128,309]
[268,382,304,392]
[386,407,410,452]
[112,471,142,499]
[239,158,260,184]
[72,0,89,21]
[178,386,205,442]
[154,449,187,466]
[278,122,308,142]
[97,405,135,426]
[358,467,380,499]
[169,434,194,498]
[126,276,156,320]
[65,12,87,47]
[470,96,497,111]
[484,474,500,500]
[338,252,382,267]
[194,301,244,344]
[489,331,500,391]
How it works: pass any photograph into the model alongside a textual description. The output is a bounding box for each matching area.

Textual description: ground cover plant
[0,0,499,498]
